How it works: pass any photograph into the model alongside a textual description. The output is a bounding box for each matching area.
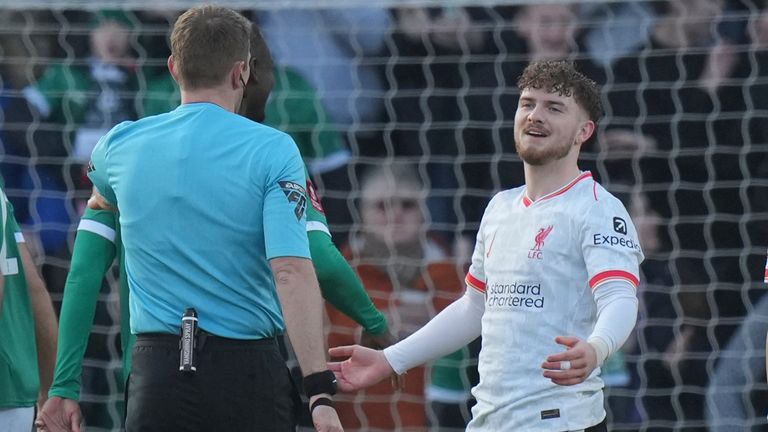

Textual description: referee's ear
[168,55,181,85]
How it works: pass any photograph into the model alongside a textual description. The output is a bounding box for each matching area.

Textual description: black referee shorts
[125,333,297,432]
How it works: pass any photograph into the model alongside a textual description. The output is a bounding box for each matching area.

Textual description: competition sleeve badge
[306,179,325,214]
[278,181,308,221]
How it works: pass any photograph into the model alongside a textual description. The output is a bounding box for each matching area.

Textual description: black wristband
[303,370,337,397]
[310,396,335,413]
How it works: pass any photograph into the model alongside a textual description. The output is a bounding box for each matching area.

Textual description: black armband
[303,370,337,397]
[310,396,335,413]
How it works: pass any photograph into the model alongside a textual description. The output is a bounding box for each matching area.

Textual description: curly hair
[517,60,603,122]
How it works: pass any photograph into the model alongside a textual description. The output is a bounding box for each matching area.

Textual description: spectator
[606,2,768,426]
[24,10,139,165]
[386,6,504,246]
[704,292,768,430]
[328,163,478,431]
[703,5,768,429]
[0,11,71,257]
[257,7,388,129]
[20,10,139,255]
[579,2,655,68]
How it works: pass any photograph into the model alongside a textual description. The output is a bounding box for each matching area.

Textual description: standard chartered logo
[487,281,544,309]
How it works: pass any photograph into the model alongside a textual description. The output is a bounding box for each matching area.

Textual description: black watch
[303,370,338,397]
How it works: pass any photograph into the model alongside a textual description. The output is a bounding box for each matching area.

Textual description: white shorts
[0,406,34,432]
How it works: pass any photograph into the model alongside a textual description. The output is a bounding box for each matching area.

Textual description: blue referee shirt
[88,102,311,339]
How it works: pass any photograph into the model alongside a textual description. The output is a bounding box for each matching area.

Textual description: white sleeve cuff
[384,286,484,374]
[588,279,638,366]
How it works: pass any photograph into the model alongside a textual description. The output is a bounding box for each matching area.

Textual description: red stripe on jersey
[522,196,532,207]
[522,172,593,207]
[593,180,598,201]
[589,270,639,289]
[466,272,486,293]
[764,268,768,284]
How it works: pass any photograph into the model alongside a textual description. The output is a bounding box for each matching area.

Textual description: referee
[87,5,342,432]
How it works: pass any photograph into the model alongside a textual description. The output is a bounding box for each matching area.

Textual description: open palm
[327,345,394,392]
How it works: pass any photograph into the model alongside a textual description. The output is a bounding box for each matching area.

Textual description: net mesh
[1,1,767,430]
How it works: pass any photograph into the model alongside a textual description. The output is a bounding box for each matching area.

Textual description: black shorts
[125,333,297,432]
[585,418,608,432]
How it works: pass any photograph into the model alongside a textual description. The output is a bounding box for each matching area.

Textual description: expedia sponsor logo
[613,217,627,234]
[593,233,640,251]
[487,281,544,309]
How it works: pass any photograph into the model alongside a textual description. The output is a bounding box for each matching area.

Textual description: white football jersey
[465,172,643,431]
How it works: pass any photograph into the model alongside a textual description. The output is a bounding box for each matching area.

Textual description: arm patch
[278,181,308,221]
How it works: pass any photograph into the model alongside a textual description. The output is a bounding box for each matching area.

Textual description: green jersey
[48,208,133,401]
[0,189,39,408]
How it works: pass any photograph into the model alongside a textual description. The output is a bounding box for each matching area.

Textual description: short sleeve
[582,196,644,290]
[87,133,117,206]
[262,135,311,260]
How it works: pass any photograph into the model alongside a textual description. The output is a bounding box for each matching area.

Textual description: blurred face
[669,0,723,44]
[514,87,593,166]
[361,178,424,245]
[91,21,131,63]
[238,46,275,122]
[629,193,660,253]
[518,5,577,60]
[749,11,768,49]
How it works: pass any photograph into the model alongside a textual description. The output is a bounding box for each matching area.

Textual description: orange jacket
[327,246,465,431]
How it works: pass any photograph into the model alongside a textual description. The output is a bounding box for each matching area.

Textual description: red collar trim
[522,172,593,208]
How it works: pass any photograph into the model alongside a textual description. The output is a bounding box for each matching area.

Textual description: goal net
[1,0,766,430]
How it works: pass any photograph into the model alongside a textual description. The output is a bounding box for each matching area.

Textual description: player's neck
[523,158,582,202]
[180,87,239,113]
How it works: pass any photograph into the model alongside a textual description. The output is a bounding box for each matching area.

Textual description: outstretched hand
[541,336,598,386]
[327,345,395,392]
[35,396,83,432]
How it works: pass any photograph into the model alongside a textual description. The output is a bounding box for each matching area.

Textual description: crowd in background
[1,0,768,430]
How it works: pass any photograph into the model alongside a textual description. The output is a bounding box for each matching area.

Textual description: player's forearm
[308,230,388,335]
[49,232,116,399]
[385,287,484,374]
[20,244,58,399]
[588,280,638,366]
[272,257,329,376]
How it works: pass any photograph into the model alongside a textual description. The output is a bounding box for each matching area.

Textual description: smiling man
[327,60,644,431]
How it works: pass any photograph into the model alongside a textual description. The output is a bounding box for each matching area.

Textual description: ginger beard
[515,134,575,166]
